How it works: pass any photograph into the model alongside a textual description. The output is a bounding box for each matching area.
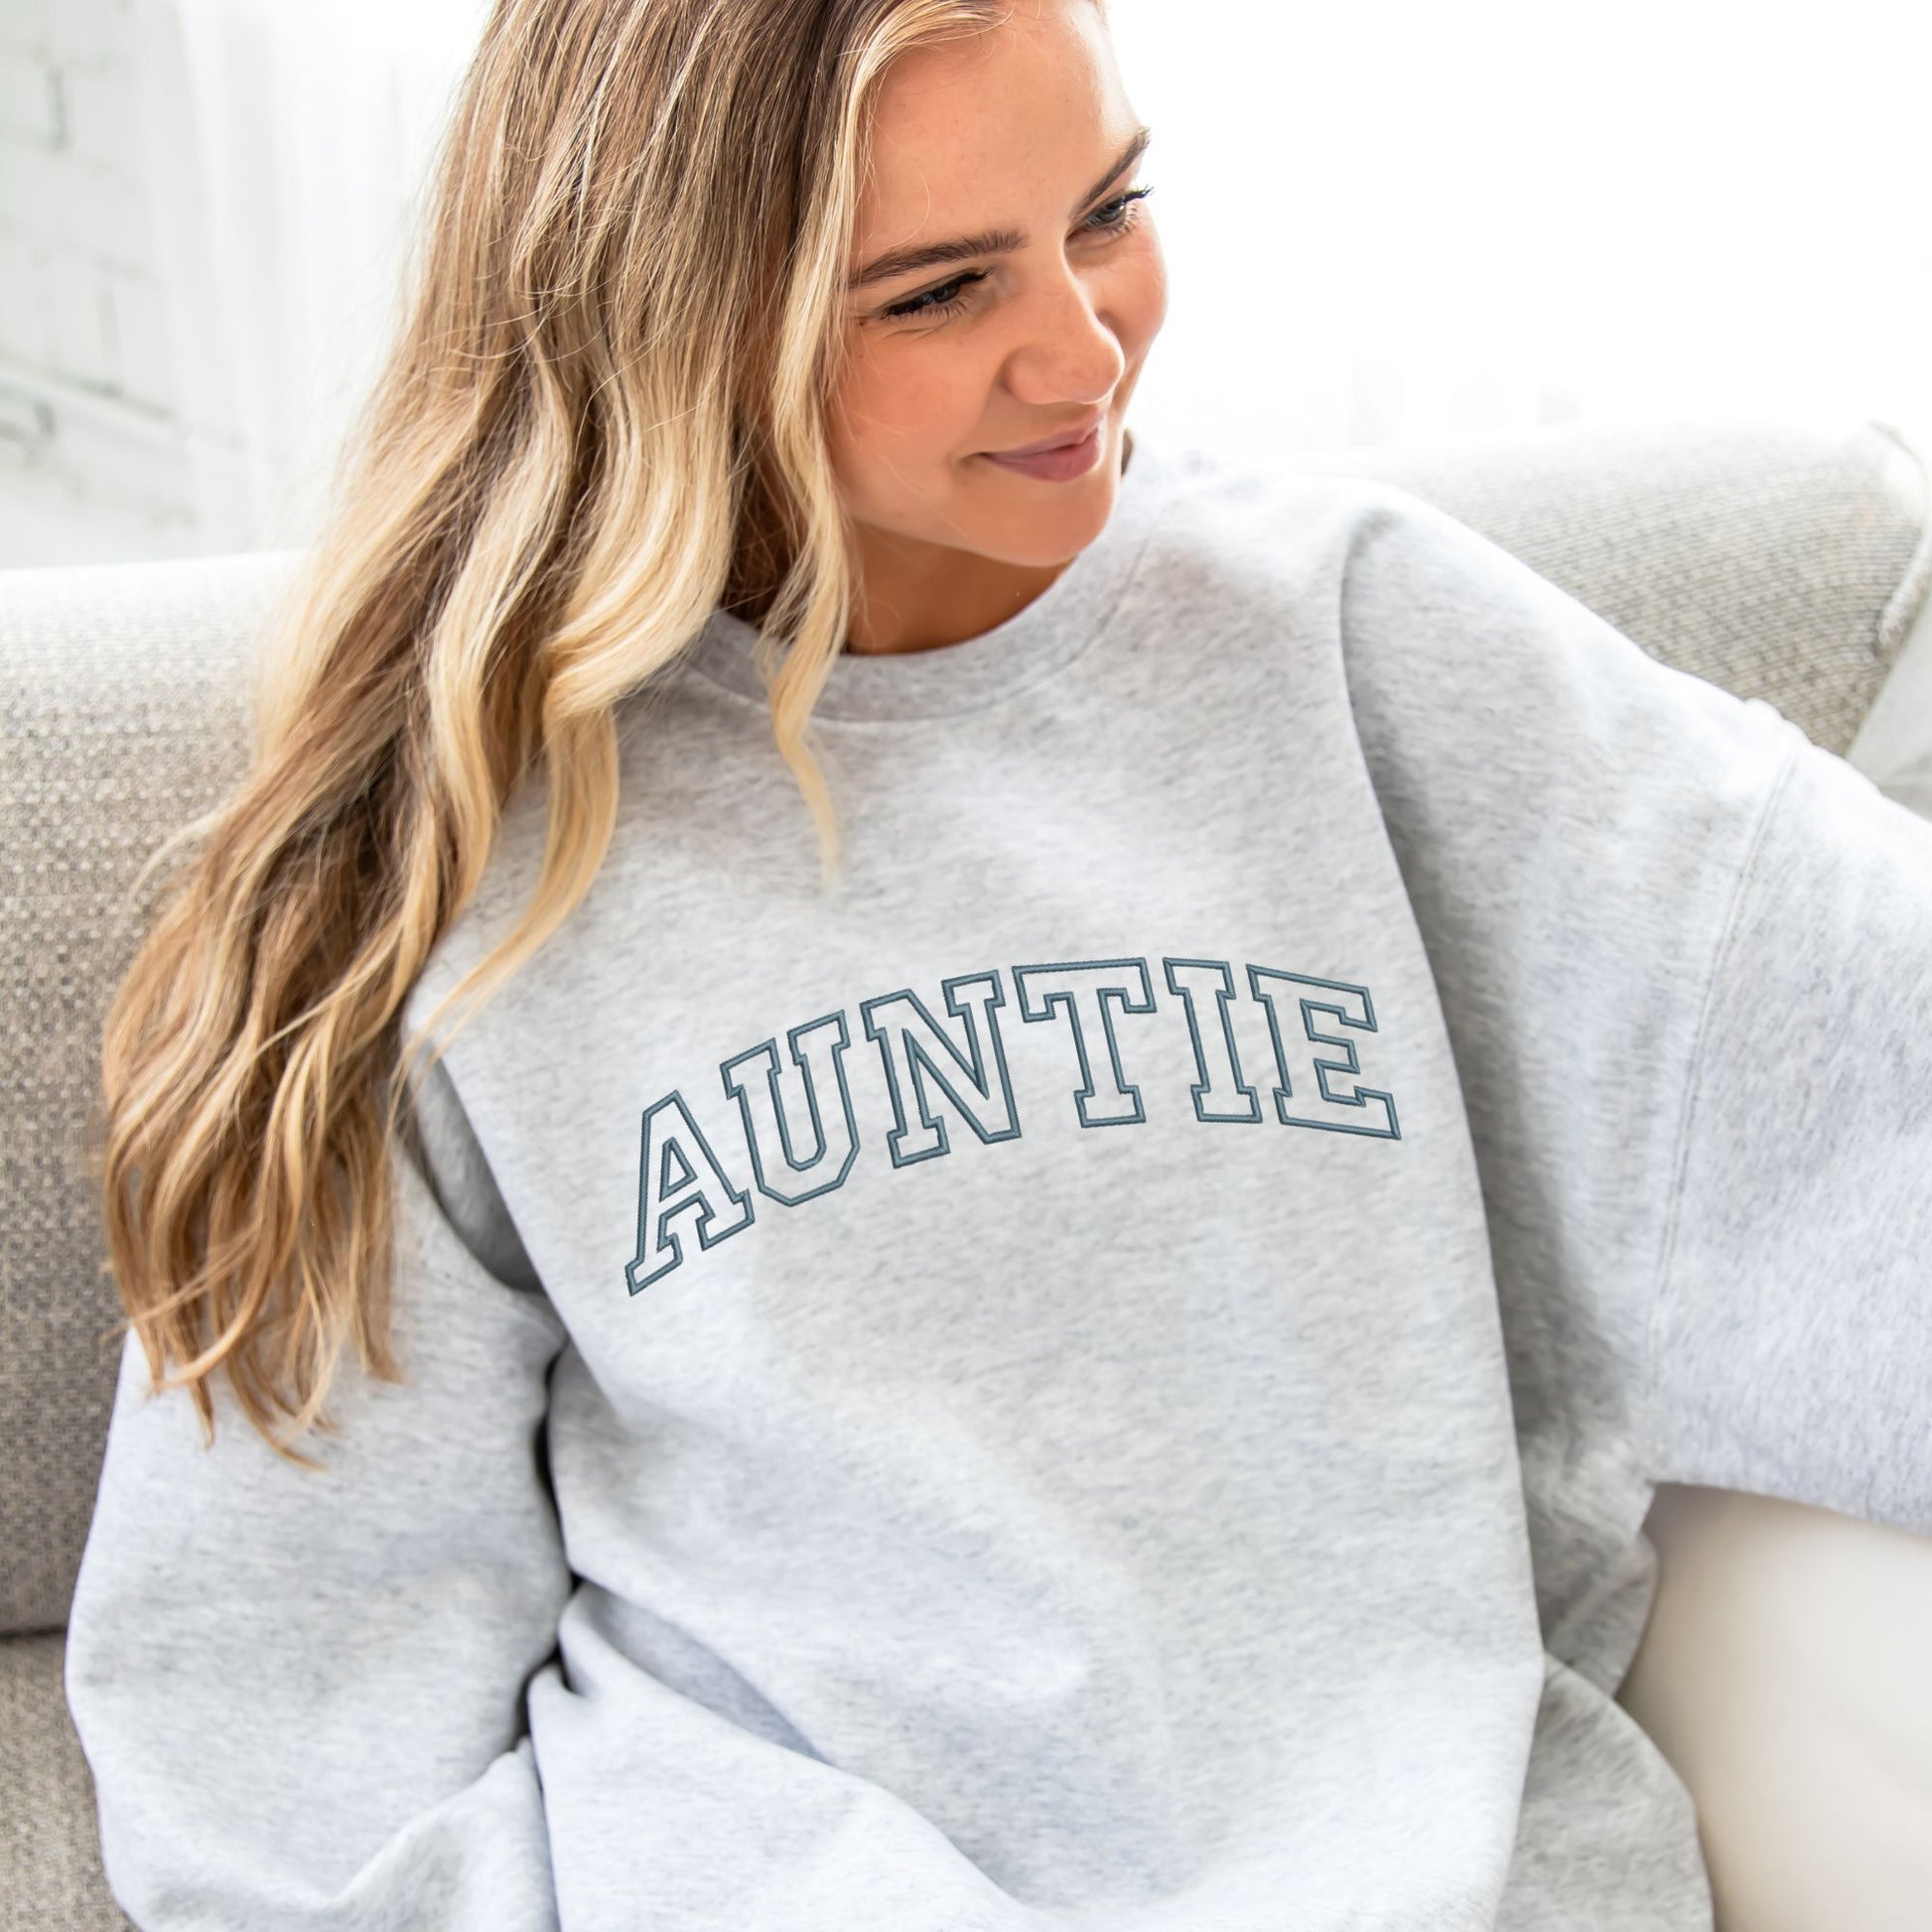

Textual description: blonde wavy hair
[92,0,1101,1466]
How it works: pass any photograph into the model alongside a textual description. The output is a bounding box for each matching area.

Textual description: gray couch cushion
[2,550,281,1638]
[1285,415,1932,758]
[0,1632,131,1929]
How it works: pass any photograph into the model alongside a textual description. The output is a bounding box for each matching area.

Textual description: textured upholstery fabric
[3,417,1927,1931]
[3,548,285,1638]
[1284,415,1932,759]
[0,1633,130,1930]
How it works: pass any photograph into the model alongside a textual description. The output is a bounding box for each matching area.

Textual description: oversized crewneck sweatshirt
[67,433,1932,1932]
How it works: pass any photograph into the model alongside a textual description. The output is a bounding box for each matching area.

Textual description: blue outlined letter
[860,970,1020,1167]
[625,1090,755,1293]
[1014,957,1155,1127]
[721,1012,861,1206]
[1246,964,1400,1139]
[1164,957,1263,1123]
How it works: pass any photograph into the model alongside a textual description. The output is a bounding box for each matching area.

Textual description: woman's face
[829,0,1167,632]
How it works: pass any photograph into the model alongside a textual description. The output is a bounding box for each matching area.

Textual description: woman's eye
[883,270,985,325]
[881,185,1155,324]
[1084,185,1155,236]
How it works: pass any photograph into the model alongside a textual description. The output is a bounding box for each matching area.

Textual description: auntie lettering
[627,955,1400,1293]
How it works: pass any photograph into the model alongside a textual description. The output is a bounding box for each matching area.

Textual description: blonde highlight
[91,0,1044,1465]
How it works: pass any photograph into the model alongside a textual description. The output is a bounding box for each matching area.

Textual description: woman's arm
[65,1091,572,1930]
[1641,726,1932,1536]
[1336,482,1931,1542]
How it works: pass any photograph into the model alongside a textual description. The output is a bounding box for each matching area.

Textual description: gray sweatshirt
[66,433,1932,1931]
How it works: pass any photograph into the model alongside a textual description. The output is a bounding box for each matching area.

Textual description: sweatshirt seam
[1639,731,1804,1475]
[406,1046,558,1304]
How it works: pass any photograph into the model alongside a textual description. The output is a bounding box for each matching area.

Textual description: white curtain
[133,0,1932,551]
[131,0,491,553]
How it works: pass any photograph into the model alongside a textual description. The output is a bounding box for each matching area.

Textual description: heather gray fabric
[60,431,1932,1930]
[9,422,1926,1648]
[1284,416,1932,760]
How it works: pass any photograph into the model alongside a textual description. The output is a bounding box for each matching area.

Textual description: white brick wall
[0,0,197,564]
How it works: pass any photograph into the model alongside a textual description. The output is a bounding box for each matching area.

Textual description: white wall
[0,0,204,565]
[1,0,1928,571]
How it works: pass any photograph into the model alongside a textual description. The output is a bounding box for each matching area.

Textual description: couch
[4,414,1930,1931]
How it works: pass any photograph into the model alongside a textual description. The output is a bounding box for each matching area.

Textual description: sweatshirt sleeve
[1335,482,1932,1545]
[64,1048,573,1931]
[1642,722,1932,1536]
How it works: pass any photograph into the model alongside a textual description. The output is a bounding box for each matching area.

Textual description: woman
[65,0,1932,1927]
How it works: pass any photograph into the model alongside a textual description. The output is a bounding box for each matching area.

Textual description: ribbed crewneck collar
[682,430,1169,723]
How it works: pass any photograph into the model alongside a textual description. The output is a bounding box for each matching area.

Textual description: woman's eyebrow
[847,124,1153,291]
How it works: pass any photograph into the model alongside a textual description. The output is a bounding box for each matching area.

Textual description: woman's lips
[980,423,1104,482]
